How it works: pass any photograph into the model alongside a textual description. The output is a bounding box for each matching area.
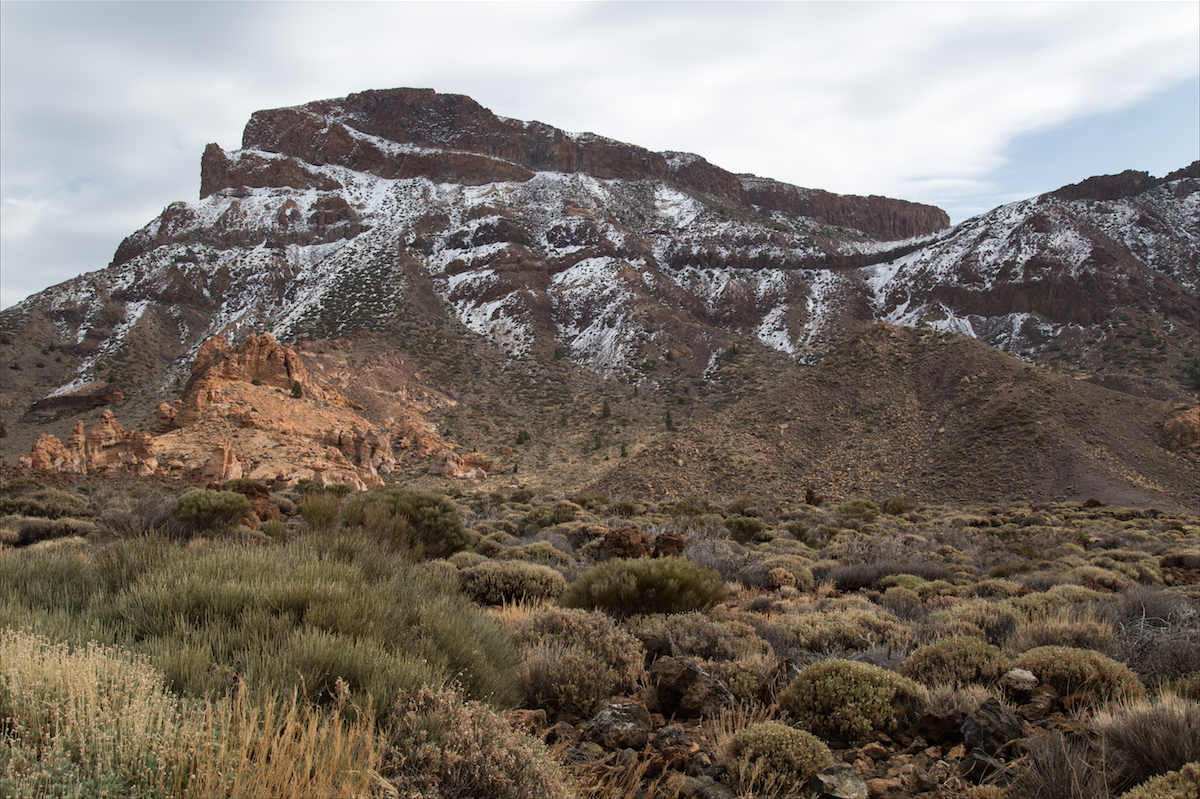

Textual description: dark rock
[564,740,607,764]
[581,700,653,751]
[543,721,576,747]
[650,657,736,720]
[29,382,123,416]
[961,698,1026,757]
[958,747,1016,786]
[807,764,869,799]
[1016,686,1059,721]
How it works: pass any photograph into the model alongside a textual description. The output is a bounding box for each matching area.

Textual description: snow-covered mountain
[2,89,1197,439]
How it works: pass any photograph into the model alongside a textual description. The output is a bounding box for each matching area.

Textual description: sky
[1,1,1197,310]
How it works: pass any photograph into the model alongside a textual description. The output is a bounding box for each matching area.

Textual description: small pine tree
[601,399,611,419]
[0,421,6,438]
[620,443,627,458]
[516,430,532,445]
[291,380,303,398]
[665,410,675,431]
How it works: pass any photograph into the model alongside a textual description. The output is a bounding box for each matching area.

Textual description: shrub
[382,686,568,799]
[626,612,772,662]
[495,540,571,567]
[921,599,1020,646]
[0,481,96,519]
[1014,645,1146,709]
[517,643,621,718]
[899,637,1011,688]
[838,499,880,522]
[561,557,725,616]
[777,659,927,744]
[459,561,566,606]
[823,560,956,592]
[15,517,100,546]
[349,489,474,557]
[175,489,252,533]
[1005,606,1116,655]
[726,721,835,790]
[299,492,343,535]
[1118,762,1200,799]
[775,605,911,653]
[1007,731,1108,799]
[1095,695,1200,794]
[724,515,768,542]
[342,493,416,554]
[514,607,643,688]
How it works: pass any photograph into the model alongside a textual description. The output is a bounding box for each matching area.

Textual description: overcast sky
[2,1,1197,310]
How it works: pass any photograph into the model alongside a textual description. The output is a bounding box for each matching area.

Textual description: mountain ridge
[1,87,1196,507]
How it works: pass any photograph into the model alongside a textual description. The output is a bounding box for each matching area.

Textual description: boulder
[650,657,735,719]
[601,526,653,559]
[581,700,653,751]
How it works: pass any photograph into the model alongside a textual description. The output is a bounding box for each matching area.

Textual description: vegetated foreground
[3,474,1199,798]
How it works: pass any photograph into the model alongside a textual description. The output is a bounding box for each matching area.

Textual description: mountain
[0,88,1196,507]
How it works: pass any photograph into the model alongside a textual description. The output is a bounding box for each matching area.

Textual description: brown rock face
[600,527,653,559]
[19,411,157,476]
[236,87,948,239]
[1163,406,1200,451]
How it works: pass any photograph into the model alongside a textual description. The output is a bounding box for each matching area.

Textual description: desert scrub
[899,637,1011,688]
[381,686,568,799]
[111,538,520,711]
[0,629,383,799]
[1094,695,1200,794]
[740,555,816,592]
[495,540,572,567]
[176,488,253,534]
[774,604,911,652]
[0,478,96,519]
[837,498,880,523]
[625,612,772,662]
[920,598,1019,645]
[459,560,567,605]
[1005,605,1116,654]
[1014,645,1146,708]
[777,659,927,744]
[1118,762,1200,799]
[561,557,725,615]
[726,721,835,792]
[724,514,768,542]
[514,607,643,686]
[342,488,474,557]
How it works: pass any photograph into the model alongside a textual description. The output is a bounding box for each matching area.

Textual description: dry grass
[0,628,384,799]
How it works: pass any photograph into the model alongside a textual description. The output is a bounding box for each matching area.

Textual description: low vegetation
[2,474,1198,798]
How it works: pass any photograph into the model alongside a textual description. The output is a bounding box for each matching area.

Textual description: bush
[495,540,571,567]
[777,659,927,744]
[1014,645,1146,709]
[346,489,473,557]
[1005,606,1116,655]
[0,480,96,519]
[14,517,101,546]
[626,612,772,662]
[514,607,643,687]
[1007,731,1109,799]
[899,637,1011,688]
[459,561,566,606]
[299,492,344,535]
[175,489,252,533]
[382,686,568,799]
[838,499,880,522]
[1118,762,1200,799]
[775,605,911,653]
[724,515,768,542]
[726,721,835,791]
[561,557,725,616]
[517,643,621,718]
[1095,695,1200,794]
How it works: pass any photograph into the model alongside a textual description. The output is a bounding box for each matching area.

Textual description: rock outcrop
[20,411,157,476]
[28,383,124,417]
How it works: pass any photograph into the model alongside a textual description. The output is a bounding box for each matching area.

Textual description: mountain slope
[589,324,1199,511]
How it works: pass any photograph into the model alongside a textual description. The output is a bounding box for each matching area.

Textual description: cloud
[2,1,1197,309]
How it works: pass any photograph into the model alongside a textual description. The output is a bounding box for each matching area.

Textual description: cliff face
[209,87,949,240]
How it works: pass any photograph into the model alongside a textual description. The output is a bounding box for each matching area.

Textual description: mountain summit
[1,88,1196,507]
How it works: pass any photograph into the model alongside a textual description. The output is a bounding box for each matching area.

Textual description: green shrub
[727,721,835,789]
[777,659,927,744]
[516,643,620,718]
[495,541,571,567]
[175,489,252,533]
[899,637,1011,688]
[299,492,344,535]
[921,599,1019,645]
[725,515,768,542]
[1014,645,1146,708]
[775,605,911,653]
[459,561,566,605]
[15,517,101,546]
[561,557,725,616]
[838,499,880,522]
[0,480,96,519]
[514,608,643,688]
[345,489,473,557]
